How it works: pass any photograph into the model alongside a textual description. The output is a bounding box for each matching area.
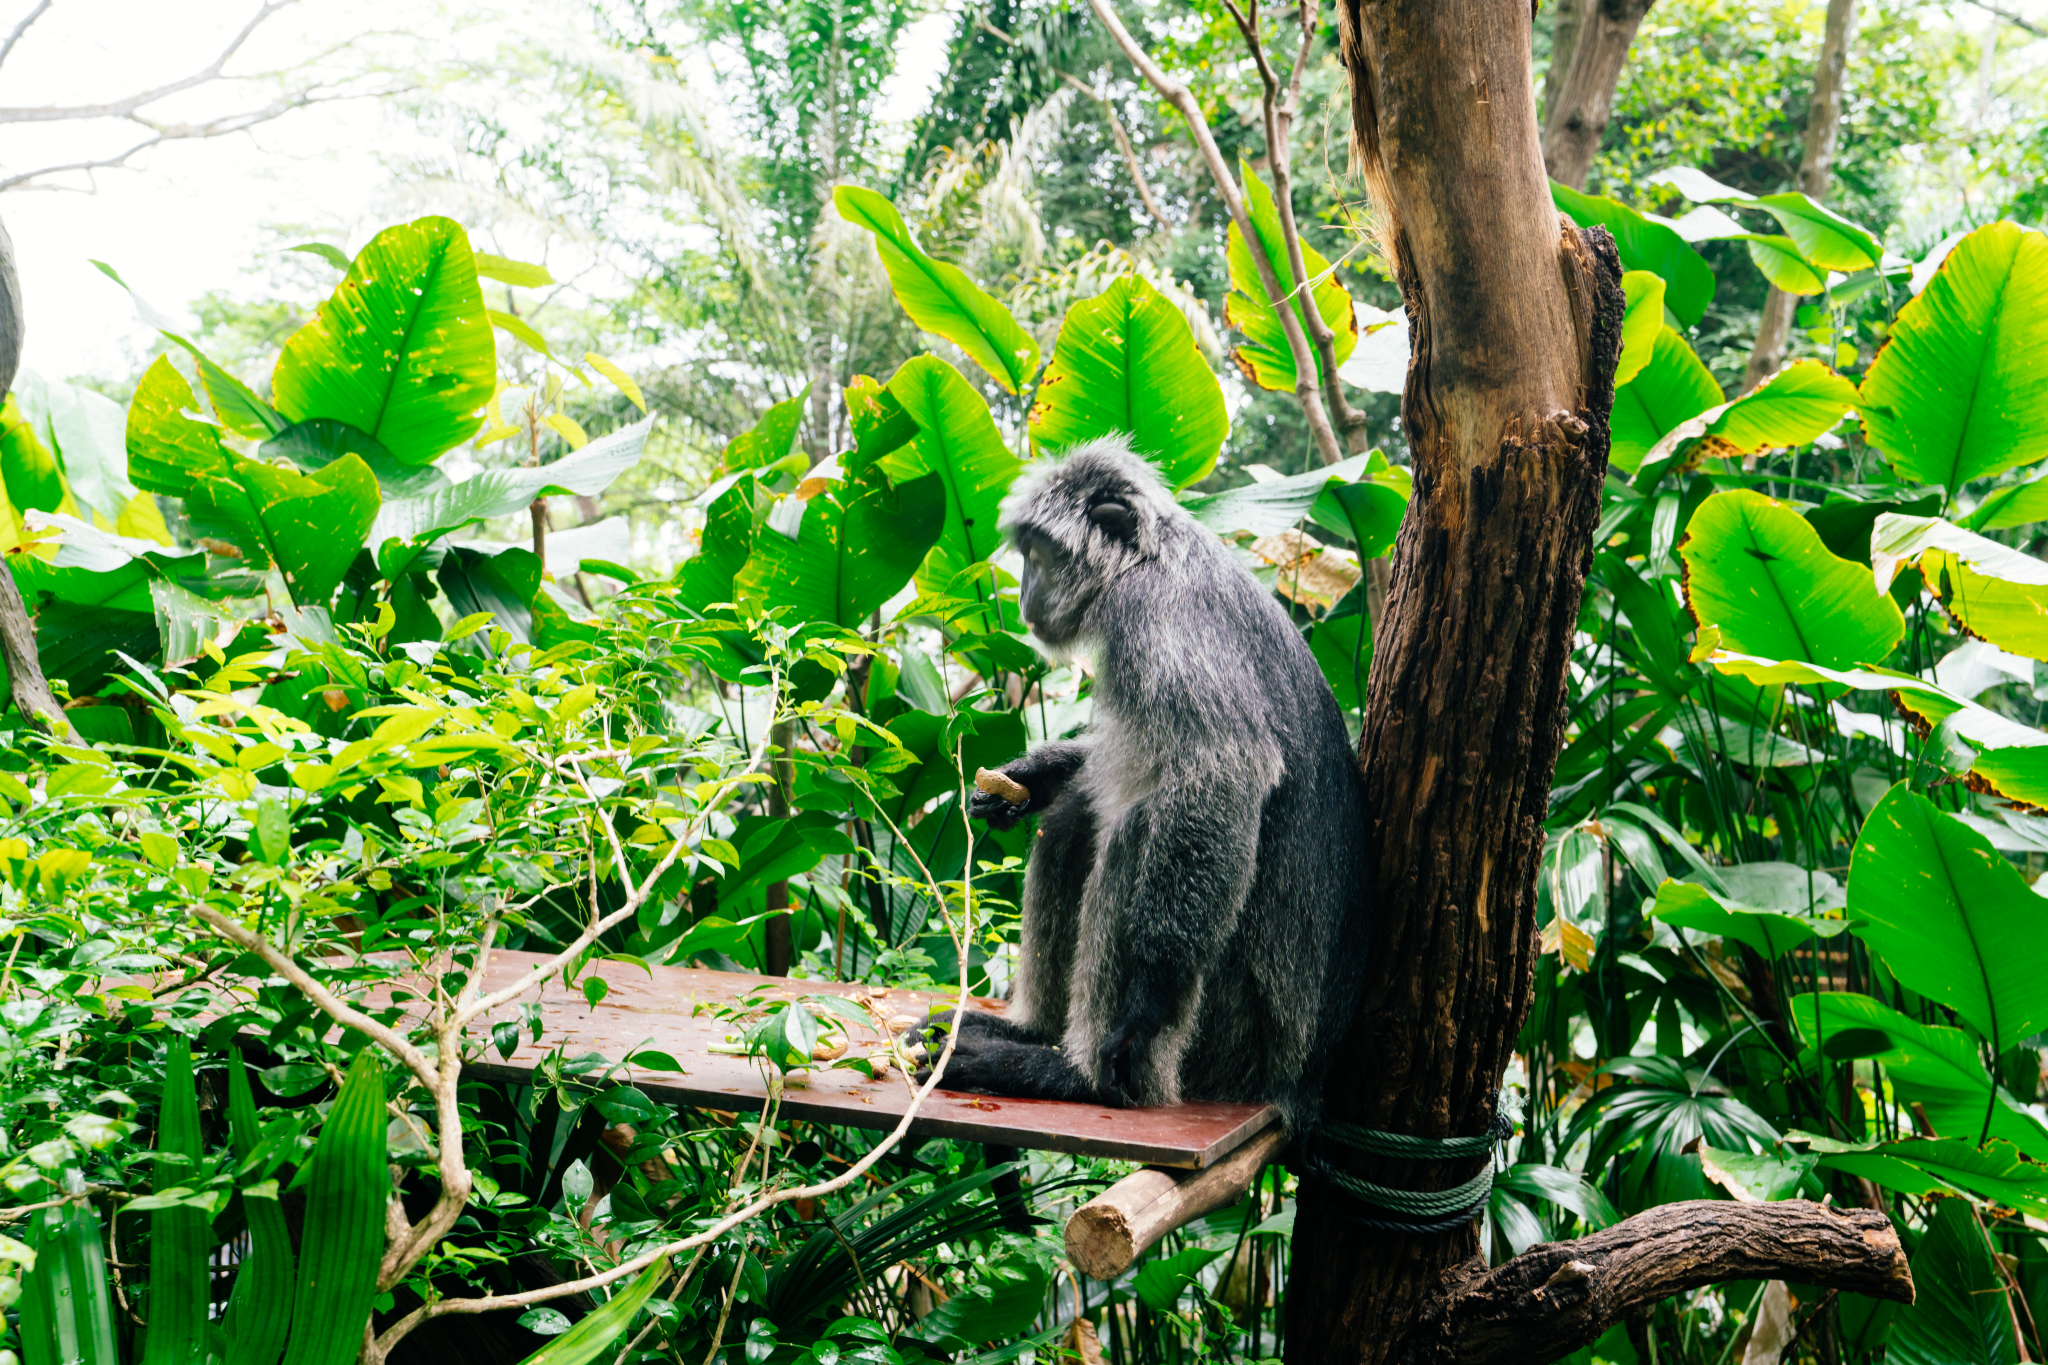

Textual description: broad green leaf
[844,375,921,470]
[723,386,810,473]
[1552,182,1715,325]
[1610,328,1721,473]
[917,1258,1051,1347]
[834,186,1039,394]
[1133,1246,1228,1313]
[1224,164,1357,392]
[734,464,945,628]
[223,1052,294,1365]
[1699,653,2037,762]
[11,369,139,528]
[1967,747,2048,811]
[19,1203,120,1365]
[1871,512,2048,660]
[141,1036,208,1365]
[1310,609,1370,712]
[1649,877,1847,958]
[273,216,496,465]
[1615,271,1665,386]
[288,242,352,272]
[1028,274,1227,489]
[126,356,232,496]
[584,353,645,412]
[1181,453,1375,541]
[437,547,543,645]
[1738,235,1826,295]
[882,356,1020,599]
[1742,191,1883,272]
[166,336,285,439]
[1888,1197,2018,1365]
[188,452,381,608]
[1848,783,2048,1046]
[1789,993,2048,1160]
[1859,222,2048,493]
[1640,361,1857,479]
[512,1258,669,1365]
[1809,1130,2048,1226]
[261,419,449,498]
[677,481,760,616]
[1679,490,1904,669]
[279,1050,386,1365]
[1311,466,1409,559]
[372,413,654,545]
[488,308,551,356]
[474,252,554,287]
[0,394,66,537]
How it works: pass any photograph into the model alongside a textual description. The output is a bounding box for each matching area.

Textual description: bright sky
[0,0,954,382]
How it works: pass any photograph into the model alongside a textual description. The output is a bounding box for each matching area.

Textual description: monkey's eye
[1025,544,1046,570]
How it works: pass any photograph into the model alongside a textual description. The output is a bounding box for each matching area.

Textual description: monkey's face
[1014,527,1095,650]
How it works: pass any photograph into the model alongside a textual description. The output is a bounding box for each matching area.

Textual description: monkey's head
[999,438,1167,650]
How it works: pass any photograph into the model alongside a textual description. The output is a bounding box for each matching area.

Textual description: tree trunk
[0,214,65,734]
[1288,4,1911,1361]
[1541,0,1656,190]
[1542,0,1590,122]
[1741,0,1860,392]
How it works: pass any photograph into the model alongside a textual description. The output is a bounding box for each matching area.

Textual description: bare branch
[1966,0,2046,37]
[1396,1200,1913,1365]
[1084,0,1344,465]
[0,0,53,72]
[0,1,299,125]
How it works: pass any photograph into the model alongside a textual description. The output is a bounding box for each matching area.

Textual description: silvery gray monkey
[921,437,1370,1131]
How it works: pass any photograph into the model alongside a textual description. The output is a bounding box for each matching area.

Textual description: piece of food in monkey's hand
[974,767,1031,805]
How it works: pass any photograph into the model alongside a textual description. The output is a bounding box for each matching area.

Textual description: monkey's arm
[969,740,1091,829]
[1097,765,1272,1104]
[917,1034,1103,1104]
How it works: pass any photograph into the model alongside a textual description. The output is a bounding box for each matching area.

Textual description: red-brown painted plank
[454,950,1278,1169]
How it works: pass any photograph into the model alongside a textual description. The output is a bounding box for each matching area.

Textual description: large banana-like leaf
[127,356,232,496]
[883,356,1021,600]
[1224,165,1356,393]
[834,186,1039,395]
[1552,182,1715,325]
[1638,361,1857,482]
[1028,274,1226,490]
[273,216,496,465]
[1679,489,1903,670]
[223,1052,295,1365]
[512,1257,669,1365]
[1859,222,2048,494]
[141,1035,209,1365]
[187,452,381,610]
[1871,511,2048,661]
[1886,1197,2018,1365]
[1649,877,1848,959]
[1848,783,2048,1047]
[734,464,945,629]
[19,1202,120,1365]
[1738,192,1883,272]
[1610,327,1722,473]
[279,1050,388,1365]
[1613,272,1665,386]
[371,413,654,545]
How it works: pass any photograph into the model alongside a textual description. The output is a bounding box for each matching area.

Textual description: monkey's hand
[968,772,1036,831]
[1097,1022,1151,1108]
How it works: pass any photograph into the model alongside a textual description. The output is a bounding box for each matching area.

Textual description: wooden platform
[452,949,1279,1170]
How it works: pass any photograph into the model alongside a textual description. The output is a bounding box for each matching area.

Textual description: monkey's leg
[919,1033,1105,1105]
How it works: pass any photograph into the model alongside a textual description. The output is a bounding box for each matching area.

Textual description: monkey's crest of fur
[999,436,1170,567]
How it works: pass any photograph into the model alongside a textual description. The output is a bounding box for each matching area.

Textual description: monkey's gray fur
[926,436,1370,1131]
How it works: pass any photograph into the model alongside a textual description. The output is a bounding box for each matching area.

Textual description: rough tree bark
[1282,4,1912,1361]
[1741,0,1860,392]
[1541,0,1657,190]
[1542,0,1589,122]
[0,216,66,733]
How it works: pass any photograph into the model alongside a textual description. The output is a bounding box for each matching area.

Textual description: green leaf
[1968,468,2048,530]
[261,418,450,498]
[166,336,286,439]
[19,1202,120,1365]
[1649,877,1848,958]
[187,451,381,608]
[1028,274,1227,489]
[473,252,554,288]
[1609,328,1722,474]
[1888,1198,2018,1365]
[288,243,353,272]
[881,356,1021,598]
[488,308,551,357]
[511,1258,669,1365]
[372,414,654,544]
[676,481,760,616]
[1309,609,1370,712]
[1871,512,2048,660]
[1640,361,1857,480]
[1132,1246,1227,1313]
[1848,783,2048,1046]
[126,356,232,497]
[724,387,811,473]
[1737,235,1827,295]
[224,1053,295,1365]
[273,216,496,465]
[1180,453,1376,541]
[1741,192,1883,273]
[1788,993,2048,1160]
[1859,222,2048,493]
[1310,466,1409,559]
[141,1036,208,1365]
[1224,163,1356,392]
[918,1259,1050,1347]
[12,369,145,529]
[1551,182,1715,325]
[1679,489,1904,669]
[734,464,945,629]
[0,392,65,524]
[1614,271,1666,386]
[833,186,1039,394]
[279,1050,387,1365]
[438,547,543,645]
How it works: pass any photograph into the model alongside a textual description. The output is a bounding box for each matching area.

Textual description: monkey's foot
[916,1033,1108,1105]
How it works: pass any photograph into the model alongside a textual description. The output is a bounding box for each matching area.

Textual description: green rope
[1305,1094,1516,1227]
[1320,1121,1500,1162]
[1308,1156,1497,1219]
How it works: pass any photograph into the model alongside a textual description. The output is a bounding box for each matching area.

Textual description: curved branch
[1398,1200,1914,1365]
[0,1,298,125]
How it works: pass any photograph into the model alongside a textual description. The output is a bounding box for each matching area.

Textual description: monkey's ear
[1087,498,1138,543]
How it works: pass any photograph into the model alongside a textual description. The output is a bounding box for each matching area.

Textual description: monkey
[918,437,1370,1132]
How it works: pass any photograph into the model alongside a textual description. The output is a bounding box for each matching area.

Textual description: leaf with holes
[1871,512,2048,661]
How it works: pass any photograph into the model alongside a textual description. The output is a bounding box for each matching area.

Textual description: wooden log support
[1065,1126,1288,1280]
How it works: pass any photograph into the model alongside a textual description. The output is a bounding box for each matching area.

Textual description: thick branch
[1540,0,1656,191]
[1085,0,1344,465]
[1397,1200,1913,1365]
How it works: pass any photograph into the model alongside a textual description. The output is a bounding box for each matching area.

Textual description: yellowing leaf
[584,353,647,413]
